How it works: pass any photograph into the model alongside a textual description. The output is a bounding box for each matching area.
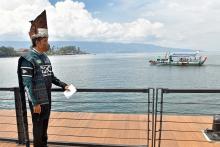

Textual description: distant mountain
[0,41,194,54]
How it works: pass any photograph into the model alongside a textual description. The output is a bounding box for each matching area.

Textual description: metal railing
[4,87,220,147]
[154,88,220,147]
[0,87,153,147]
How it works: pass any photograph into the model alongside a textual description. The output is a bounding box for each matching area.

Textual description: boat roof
[170,52,198,57]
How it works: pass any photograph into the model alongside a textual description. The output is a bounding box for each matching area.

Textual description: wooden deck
[0,110,148,147]
[158,115,216,147]
[0,109,218,147]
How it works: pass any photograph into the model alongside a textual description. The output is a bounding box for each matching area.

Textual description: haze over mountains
[0,41,194,54]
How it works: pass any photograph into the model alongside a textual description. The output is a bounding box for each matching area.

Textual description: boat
[149,52,207,66]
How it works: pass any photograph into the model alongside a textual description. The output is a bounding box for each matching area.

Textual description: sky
[0,0,220,50]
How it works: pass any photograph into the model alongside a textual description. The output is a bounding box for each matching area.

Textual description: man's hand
[33,104,41,114]
[65,85,70,91]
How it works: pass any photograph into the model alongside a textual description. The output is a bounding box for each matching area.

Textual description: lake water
[1,52,220,114]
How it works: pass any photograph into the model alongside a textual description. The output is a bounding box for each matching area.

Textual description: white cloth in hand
[64,84,77,99]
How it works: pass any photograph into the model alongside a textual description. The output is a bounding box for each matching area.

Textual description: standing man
[17,10,69,147]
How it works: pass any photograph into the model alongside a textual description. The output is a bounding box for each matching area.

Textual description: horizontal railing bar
[0,131,17,133]
[46,133,148,140]
[52,101,150,103]
[48,117,149,122]
[52,88,149,93]
[162,120,211,124]
[163,101,220,106]
[3,87,220,93]
[0,122,17,125]
[159,129,201,133]
[157,138,208,142]
[49,125,148,131]
[0,107,15,110]
[0,138,147,147]
[0,138,18,143]
[27,132,148,140]
[162,88,220,93]
[0,88,15,91]
[50,109,148,114]
[24,138,148,147]
[26,123,151,129]
[0,87,149,93]
[26,125,151,134]
[47,140,148,147]
[158,111,214,115]
[2,87,220,93]
[0,98,14,101]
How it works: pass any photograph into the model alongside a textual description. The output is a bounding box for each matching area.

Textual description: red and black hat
[29,10,48,39]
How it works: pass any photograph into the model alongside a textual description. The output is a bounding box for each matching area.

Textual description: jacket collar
[32,48,43,55]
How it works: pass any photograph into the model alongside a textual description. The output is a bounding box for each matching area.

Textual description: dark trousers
[29,102,51,147]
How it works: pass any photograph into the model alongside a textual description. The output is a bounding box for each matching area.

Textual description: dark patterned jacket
[17,48,67,106]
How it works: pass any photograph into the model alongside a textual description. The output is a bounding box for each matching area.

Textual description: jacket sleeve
[20,59,38,106]
[51,72,67,90]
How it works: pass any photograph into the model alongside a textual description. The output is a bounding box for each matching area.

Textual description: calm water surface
[1,52,220,114]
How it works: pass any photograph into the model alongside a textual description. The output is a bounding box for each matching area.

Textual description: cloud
[0,0,164,44]
[121,0,220,50]
[0,0,51,40]
[2,0,219,50]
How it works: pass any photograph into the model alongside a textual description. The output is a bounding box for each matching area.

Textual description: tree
[0,46,18,57]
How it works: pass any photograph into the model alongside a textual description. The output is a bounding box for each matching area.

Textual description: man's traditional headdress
[29,10,48,39]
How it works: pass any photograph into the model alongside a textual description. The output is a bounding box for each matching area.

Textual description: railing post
[158,89,164,147]
[147,89,150,146]
[14,87,25,144]
[14,87,30,147]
